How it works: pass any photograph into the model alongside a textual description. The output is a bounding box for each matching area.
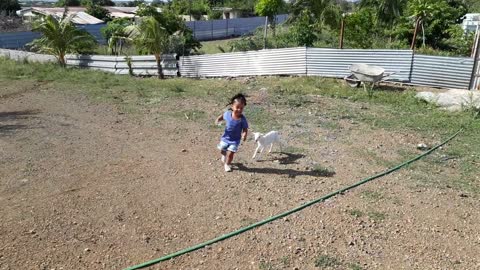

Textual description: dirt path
[1,86,479,270]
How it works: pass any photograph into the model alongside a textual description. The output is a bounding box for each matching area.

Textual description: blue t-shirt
[221,110,248,145]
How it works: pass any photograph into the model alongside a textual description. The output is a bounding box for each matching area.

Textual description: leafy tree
[359,0,407,26]
[255,0,284,36]
[465,0,480,12]
[289,9,317,47]
[290,0,341,31]
[85,3,112,22]
[81,0,115,6]
[343,7,378,48]
[391,0,467,50]
[125,16,170,79]
[136,4,201,54]
[28,15,97,67]
[55,0,81,7]
[223,0,256,12]
[0,0,21,15]
[171,0,210,19]
[101,18,131,55]
[443,24,475,56]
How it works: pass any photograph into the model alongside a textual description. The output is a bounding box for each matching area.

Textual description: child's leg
[220,150,226,163]
[226,151,235,165]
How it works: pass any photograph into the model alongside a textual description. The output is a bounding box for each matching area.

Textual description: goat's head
[253,132,263,142]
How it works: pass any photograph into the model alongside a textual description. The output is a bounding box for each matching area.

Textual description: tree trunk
[59,52,66,68]
[155,54,164,79]
[410,17,421,51]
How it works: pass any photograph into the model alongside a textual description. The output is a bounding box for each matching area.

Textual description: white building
[462,13,480,33]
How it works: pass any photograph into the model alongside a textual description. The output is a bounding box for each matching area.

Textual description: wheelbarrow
[344,64,395,93]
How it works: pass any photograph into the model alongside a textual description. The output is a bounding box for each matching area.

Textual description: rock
[416,89,480,111]
[181,149,187,152]
[84,248,90,252]
[416,143,429,150]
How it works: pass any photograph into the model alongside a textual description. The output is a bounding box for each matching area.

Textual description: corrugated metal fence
[1,48,477,89]
[66,54,179,76]
[410,54,474,89]
[307,48,412,82]
[180,47,306,77]
[0,24,106,49]
[186,14,288,41]
[0,31,41,49]
[179,48,475,89]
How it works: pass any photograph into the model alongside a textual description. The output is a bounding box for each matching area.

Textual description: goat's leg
[268,143,274,153]
[256,146,265,160]
[252,145,261,159]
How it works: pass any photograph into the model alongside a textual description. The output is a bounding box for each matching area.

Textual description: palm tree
[28,15,97,67]
[125,16,169,79]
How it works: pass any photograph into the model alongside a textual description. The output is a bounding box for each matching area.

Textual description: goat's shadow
[235,152,335,178]
[254,151,305,165]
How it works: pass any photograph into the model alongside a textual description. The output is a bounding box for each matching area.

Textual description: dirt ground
[1,82,479,270]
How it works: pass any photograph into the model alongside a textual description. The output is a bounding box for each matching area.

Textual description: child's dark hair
[228,93,247,106]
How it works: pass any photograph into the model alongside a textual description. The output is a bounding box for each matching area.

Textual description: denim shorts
[217,141,239,153]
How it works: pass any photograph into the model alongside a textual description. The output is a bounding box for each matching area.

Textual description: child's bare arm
[215,114,224,125]
[242,128,248,142]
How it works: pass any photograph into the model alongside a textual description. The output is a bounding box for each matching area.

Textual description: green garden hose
[125,128,463,270]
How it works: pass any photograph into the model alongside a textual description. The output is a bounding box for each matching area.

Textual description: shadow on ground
[254,152,305,165]
[235,152,335,178]
[0,110,39,135]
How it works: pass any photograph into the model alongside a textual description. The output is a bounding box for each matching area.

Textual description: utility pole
[469,25,480,90]
[263,16,268,49]
[339,13,346,49]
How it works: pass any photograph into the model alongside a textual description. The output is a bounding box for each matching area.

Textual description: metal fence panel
[186,14,288,41]
[307,48,413,82]
[410,54,474,89]
[179,47,306,77]
[0,31,41,49]
[65,54,178,76]
[0,48,56,62]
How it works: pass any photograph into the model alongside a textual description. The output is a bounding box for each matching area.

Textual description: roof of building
[16,6,139,22]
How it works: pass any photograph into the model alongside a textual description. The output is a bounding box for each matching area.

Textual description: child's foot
[221,155,226,163]
[224,164,232,172]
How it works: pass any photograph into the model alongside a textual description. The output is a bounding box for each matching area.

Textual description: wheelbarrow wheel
[346,80,361,88]
[344,75,361,88]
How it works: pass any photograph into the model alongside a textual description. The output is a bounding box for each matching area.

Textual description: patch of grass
[348,263,364,270]
[315,255,341,268]
[347,209,364,218]
[280,256,290,266]
[318,120,340,130]
[197,38,241,54]
[361,190,384,202]
[312,165,336,177]
[259,261,275,270]
[168,109,206,121]
[246,105,279,131]
[367,211,386,222]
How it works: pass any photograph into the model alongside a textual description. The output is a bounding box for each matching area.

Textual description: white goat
[252,131,281,160]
